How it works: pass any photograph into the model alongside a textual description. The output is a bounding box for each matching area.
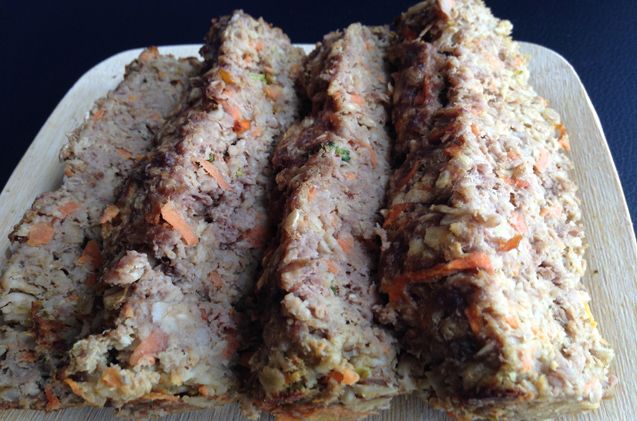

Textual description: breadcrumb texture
[0,49,199,410]
[377,0,616,419]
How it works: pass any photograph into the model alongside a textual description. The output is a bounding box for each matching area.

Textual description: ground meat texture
[63,12,303,414]
[0,49,199,410]
[248,24,399,420]
[377,1,616,419]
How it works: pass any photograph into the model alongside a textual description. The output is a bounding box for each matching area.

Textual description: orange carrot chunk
[100,204,120,224]
[497,234,523,252]
[77,240,103,269]
[44,384,61,411]
[350,93,364,106]
[27,222,54,247]
[59,201,80,217]
[385,252,494,303]
[129,329,169,366]
[383,203,411,228]
[160,201,199,246]
[196,159,230,190]
[336,233,355,255]
[330,368,360,385]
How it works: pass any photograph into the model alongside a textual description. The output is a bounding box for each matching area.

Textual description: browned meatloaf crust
[376,1,616,419]
[0,49,200,410]
[64,11,303,415]
[248,24,399,420]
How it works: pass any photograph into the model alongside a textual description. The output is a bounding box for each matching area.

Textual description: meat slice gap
[0,48,200,410]
[63,11,303,416]
[377,1,616,419]
[248,24,400,420]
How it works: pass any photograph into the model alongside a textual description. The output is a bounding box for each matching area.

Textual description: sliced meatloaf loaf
[377,0,616,419]
[248,24,399,420]
[0,48,200,409]
[64,12,303,414]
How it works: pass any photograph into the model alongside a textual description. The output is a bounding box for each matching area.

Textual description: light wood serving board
[0,43,635,421]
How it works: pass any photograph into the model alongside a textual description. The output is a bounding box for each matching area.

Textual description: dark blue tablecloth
[1,0,635,225]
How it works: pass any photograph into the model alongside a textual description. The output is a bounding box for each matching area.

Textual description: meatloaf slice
[248,24,399,420]
[377,1,616,419]
[0,49,200,409]
[64,12,303,414]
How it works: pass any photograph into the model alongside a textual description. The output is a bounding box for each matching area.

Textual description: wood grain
[0,43,634,421]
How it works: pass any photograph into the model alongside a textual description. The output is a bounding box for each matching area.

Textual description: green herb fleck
[330,286,338,294]
[207,154,215,162]
[249,72,267,83]
[235,168,245,177]
[324,141,351,162]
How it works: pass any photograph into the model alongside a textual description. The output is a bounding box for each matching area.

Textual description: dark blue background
[1,1,635,222]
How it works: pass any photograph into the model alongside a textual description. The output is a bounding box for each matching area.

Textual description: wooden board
[0,43,635,420]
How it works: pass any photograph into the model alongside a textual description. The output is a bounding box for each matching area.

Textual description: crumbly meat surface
[64,11,303,414]
[249,24,399,420]
[0,49,200,410]
[377,1,616,419]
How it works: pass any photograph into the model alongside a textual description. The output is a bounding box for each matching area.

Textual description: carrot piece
[534,148,550,173]
[504,315,520,329]
[219,68,235,85]
[27,222,54,247]
[245,224,267,247]
[556,124,571,151]
[350,93,364,106]
[470,124,480,137]
[77,240,103,269]
[100,204,120,224]
[101,367,124,388]
[129,329,169,366]
[337,233,354,255]
[464,306,482,336]
[221,101,251,134]
[511,212,528,234]
[91,108,106,122]
[497,234,523,252]
[44,384,61,411]
[264,85,283,101]
[385,252,493,303]
[350,138,377,168]
[395,163,419,190]
[195,159,230,190]
[59,201,80,217]
[503,176,530,189]
[307,186,316,202]
[326,260,339,274]
[139,46,159,61]
[254,40,265,51]
[444,144,463,157]
[209,271,223,289]
[160,201,199,246]
[383,203,411,228]
[330,368,360,385]
[64,379,87,401]
[234,119,251,134]
[115,147,133,160]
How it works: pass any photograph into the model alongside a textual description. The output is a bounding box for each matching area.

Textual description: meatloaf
[64,11,303,415]
[0,49,199,410]
[248,24,399,420]
[377,0,616,419]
